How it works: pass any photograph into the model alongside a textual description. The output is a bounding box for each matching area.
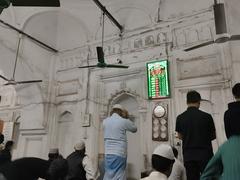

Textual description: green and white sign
[147,60,170,99]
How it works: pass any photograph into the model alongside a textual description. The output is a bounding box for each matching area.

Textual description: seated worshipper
[0,157,66,180]
[66,141,98,180]
[48,148,62,162]
[48,156,68,180]
[168,147,186,180]
[200,135,240,180]
[0,141,14,166]
[46,148,64,180]
[141,144,175,180]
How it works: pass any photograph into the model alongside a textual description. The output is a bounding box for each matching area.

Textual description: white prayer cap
[112,104,123,111]
[153,144,175,160]
[74,141,85,151]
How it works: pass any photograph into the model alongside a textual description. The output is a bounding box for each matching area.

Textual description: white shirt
[141,171,168,180]
[168,158,187,180]
[83,155,99,180]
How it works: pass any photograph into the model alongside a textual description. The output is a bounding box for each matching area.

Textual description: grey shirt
[103,113,137,157]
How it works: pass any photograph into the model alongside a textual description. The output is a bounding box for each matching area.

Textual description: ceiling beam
[0,19,58,53]
[10,0,60,7]
[92,0,123,33]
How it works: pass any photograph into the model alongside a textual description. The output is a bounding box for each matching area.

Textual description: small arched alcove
[57,110,74,156]
[23,10,90,51]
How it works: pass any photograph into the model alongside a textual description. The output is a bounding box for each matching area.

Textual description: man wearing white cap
[66,141,97,180]
[141,144,175,180]
[103,104,137,180]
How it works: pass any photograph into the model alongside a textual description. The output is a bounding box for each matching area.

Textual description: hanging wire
[102,11,105,48]
[12,36,22,80]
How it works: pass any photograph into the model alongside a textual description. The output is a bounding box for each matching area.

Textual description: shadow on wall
[127,163,138,180]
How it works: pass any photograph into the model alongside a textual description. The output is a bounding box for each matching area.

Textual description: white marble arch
[57,110,74,157]
[22,10,90,51]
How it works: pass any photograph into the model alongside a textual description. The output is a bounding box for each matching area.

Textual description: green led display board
[147,60,170,99]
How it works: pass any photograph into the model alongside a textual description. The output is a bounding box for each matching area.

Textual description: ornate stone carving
[57,79,81,96]
[57,48,88,72]
[172,16,214,49]
[134,38,143,49]
[120,81,127,90]
[0,111,14,122]
[59,111,73,122]
[157,32,167,44]
[187,29,199,43]
[199,26,212,41]
[176,54,222,80]
[145,35,155,46]
[0,86,16,107]
[108,89,141,113]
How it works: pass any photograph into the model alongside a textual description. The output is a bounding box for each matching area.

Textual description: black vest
[66,151,86,180]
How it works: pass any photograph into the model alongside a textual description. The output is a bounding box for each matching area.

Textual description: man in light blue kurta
[103,104,137,180]
[200,135,240,180]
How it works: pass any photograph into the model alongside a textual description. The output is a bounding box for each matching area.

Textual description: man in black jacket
[175,90,216,180]
[224,83,240,139]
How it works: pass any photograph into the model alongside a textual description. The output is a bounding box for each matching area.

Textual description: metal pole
[102,12,105,48]
[12,37,21,79]
[92,0,123,33]
[0,19,58,53]
[214,3,227,34]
